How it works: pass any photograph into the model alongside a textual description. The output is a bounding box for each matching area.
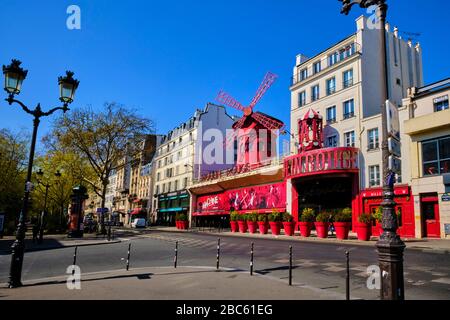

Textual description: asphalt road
[0,229,449,300]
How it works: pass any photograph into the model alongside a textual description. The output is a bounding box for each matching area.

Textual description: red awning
[131,208,145,215]
[192,211,228,217]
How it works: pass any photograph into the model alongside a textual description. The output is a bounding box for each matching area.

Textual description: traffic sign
[389,155,402,175]
[388,138,402,157]
[386,100,400,140]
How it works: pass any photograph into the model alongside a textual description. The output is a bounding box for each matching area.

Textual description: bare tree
[47,102,155,233]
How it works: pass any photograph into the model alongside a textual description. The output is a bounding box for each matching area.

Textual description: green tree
[46,102,154,233]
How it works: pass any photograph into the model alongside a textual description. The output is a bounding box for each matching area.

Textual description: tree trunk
[99,182,108,235]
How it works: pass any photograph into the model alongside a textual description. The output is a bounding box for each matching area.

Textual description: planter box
[257,221,269,235]
[230,221,239,233]
[177,221,188,230]
[356,223,372,241]
[334,222,351,240]
[297,222,313,237]
[238,221,248,233]
[283,221,296,236]
[314,222,329,238]
[247,221,258,234]
[269,221,281,236]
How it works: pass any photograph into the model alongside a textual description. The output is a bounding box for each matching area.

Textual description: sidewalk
[0,233,121,255]
[149,227,450,253]
[0,266,349,300]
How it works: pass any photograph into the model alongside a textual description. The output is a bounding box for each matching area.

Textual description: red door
[421,195,441,238]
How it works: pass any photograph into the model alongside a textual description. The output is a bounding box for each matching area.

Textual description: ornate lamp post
[338,0,406,300]
[2,59,79,288]
[36,169,62,244]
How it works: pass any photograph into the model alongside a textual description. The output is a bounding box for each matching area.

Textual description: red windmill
[216,72,285,167]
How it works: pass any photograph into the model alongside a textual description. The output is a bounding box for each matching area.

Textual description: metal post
[126,243,131,271]
[216,238,220,271]
[107,224,111,241]
[250,242,254,276]
[38,184,49,244]
[346,251,350,300]
[289,246,293,286]
[174,241,178,269]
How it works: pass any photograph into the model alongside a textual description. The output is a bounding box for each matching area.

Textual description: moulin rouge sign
[195,182,286,215]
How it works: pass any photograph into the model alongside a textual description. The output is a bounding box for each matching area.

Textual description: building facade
[153,103,235,226]
[286,16,423,238]
[403,78,450,239]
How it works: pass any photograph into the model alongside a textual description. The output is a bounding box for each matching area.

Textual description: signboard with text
[389,156,402,175]
[388,138,402,157]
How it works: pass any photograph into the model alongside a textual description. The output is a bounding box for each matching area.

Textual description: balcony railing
[284,147,359,179]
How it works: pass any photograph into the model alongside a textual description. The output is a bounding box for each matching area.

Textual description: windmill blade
[216,90,245,112]
[252,112,284,132]
[248,72,278,110]
[233,116,247,130]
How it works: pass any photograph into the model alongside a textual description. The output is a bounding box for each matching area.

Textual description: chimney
[407,39,412,47]
[393,27,399,38]
[415,42,421,52]
[385,22,390,32]
[296,54,309,66]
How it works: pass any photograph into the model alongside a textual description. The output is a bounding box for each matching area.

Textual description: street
[0,229,449,300]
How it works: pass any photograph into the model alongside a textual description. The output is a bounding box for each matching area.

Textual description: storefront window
[180,197,190,208]
[422,136,450,176]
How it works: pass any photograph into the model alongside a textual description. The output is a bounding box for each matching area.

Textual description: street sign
[386,100,400,140]
[389,155,402,175]
[442,194,450,202]
[388,138,402,157]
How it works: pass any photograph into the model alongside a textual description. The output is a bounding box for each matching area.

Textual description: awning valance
[192,211,228,217]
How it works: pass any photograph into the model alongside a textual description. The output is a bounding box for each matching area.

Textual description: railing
[284,147,359,179]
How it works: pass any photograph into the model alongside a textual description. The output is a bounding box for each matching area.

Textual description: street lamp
[338,0,406,300]
[36,169,62,244]
[2,59,79,288]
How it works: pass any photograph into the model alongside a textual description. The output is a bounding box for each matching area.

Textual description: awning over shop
[131,208,145,215]
[192,211,229,217]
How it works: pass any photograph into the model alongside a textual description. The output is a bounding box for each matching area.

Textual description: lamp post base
[8,240,25,288]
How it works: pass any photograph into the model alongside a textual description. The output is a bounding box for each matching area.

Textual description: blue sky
[1,0,449,146]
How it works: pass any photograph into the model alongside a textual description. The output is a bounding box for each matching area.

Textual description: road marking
[323,266,347,273]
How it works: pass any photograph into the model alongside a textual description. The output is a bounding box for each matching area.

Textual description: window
[326,106,336,124]
[183,177,188,188]
[422,136,450,176]
[311,85,320,102]
[369,165,381,187]
[174,180,178,191]
[368,128,379,150]
[299,68,308,81]
[343,99,355,119]
[328,52,339,66]
[168,182,172,192]
[313,61,321,74]
[162,183,166,193]
[157,172,161,181]
[158,160,161,168]
[434,95,449,112]
[344,131,355,147]
[326,77,336,95]
[343,69,353,88]
[327,135,338,147]
[345,43,356,57]
[298,91,306,107]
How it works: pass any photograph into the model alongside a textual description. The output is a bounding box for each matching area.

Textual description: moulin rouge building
[189,16,427,238]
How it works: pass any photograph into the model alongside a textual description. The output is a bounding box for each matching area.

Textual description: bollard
[216,238,220,271]
[107,225,112,241]
[289,246,293,286]
[250,242,254,276]
[126,243,131,271]
[346,251,350,300]
[174,241,178,269]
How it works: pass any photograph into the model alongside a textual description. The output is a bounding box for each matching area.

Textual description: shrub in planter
[314,212,331,238]
[282,212,295,236]
[372,206,383,236]
[356,213,372,241]
[257,214,269,234]
[333,208,352,240]
[237,214,248,233]
[176,214,189,230]
[247,213,258,234]
[298,208,315,237]
[230,212,239,233]
[268,212,282,236]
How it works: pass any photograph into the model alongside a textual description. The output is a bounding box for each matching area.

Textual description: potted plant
[176,214,189,230]
[356,213,372,241]
[268,211,282,236]
[230,212,239,233]
[298,208,315,237]
[237,214,248,233]
[175,213,181,229]
[282,212,295,236]
[333,208,352,240]
[247,212,258,234]
[372,206,383,236]
[314,212,330,238]
[257,214,269,235]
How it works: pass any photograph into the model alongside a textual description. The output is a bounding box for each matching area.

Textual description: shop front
[156,190,190,226]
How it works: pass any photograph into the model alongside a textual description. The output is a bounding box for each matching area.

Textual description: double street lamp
[2,59,79,288]
[36,169,62,244]
[338,0,406,300]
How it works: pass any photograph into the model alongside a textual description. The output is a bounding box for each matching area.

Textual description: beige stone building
[403,78,450,239]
